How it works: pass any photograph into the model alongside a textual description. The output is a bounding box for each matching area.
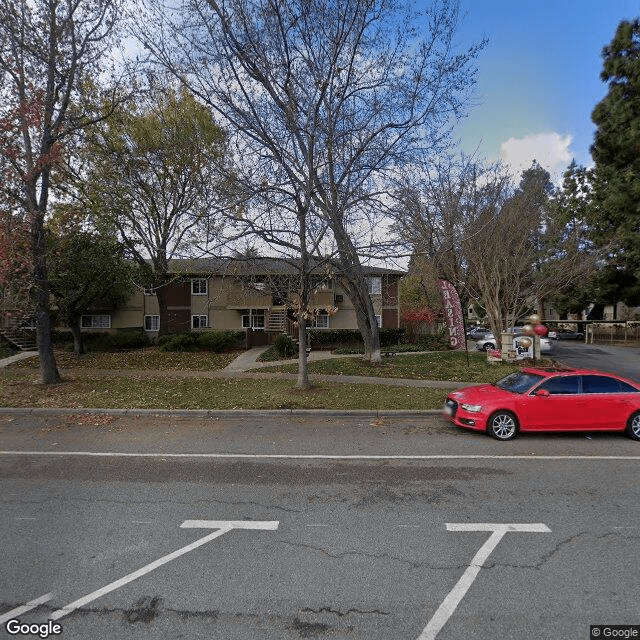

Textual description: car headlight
[461,403,482,413]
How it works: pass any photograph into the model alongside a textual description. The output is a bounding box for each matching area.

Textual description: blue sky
[452,0,639,182]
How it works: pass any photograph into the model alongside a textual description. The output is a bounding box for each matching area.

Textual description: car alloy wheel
[483,343,495,351]
[488,411,518,441]
[627,411,640,441]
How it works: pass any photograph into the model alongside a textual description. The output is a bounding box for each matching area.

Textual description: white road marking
[0,593,53,624]
[1,450,639,461]
[417,523,551,640]
[181,520,279,530]
[49,520,278,621]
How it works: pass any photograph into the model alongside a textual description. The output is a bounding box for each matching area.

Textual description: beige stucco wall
[110,290,148,329]
[78,273,401,333]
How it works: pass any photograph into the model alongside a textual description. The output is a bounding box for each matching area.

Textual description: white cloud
[500,133,573,184]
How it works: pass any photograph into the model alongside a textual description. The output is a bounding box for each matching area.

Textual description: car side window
[618,380,640,393]
[581,375,623,394]
[537,376,580,395]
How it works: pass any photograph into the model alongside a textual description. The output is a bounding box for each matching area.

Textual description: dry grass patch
[0,371,447,410]
[8,348,239,371]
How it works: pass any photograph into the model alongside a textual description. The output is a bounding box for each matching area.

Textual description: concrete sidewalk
[0,351,38,368]
[223,346,362,372]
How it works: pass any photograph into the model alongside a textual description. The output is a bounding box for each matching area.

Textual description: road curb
[0,407,442,418]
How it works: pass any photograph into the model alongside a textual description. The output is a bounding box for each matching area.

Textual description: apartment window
[375,314,382,328]
[192,278,208,295]
[310,314,329,329]
[242,312,265,329]
[144,315,160,332]
[81,315,111,329]
[192,315,208,329]
[368,276,382,295]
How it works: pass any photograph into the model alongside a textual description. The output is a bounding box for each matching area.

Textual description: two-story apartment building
[79,258,403,342]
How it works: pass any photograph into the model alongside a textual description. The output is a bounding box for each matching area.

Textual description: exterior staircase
[266,310,287,333]
[0,317,37,351]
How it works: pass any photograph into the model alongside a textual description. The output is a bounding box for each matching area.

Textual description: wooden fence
[586,322,640,344]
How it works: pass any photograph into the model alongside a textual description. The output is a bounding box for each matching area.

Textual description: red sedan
[443,367,640,441]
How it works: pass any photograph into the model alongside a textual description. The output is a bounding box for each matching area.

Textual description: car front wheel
[487,411,519,441]
[482,342,495,351]
[626,411,640,441]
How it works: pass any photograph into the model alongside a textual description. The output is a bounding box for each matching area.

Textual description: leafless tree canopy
[135,0,485,361]
[394,157,596,345]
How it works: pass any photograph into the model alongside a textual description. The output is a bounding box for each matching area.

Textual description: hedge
[51,328,150,351]
[307,327,405,348]
[158,331,244,352]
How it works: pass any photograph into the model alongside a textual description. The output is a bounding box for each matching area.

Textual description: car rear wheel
[487,411,519,441]
[626,411,640,441]
[482,342,495,351]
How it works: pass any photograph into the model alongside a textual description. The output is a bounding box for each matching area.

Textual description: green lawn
[1,348,528,410]
[1,372,448,410]
[256,350,522,383]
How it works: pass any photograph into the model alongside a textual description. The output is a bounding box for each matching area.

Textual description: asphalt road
[549,339,640,382]
[1,411,639,640]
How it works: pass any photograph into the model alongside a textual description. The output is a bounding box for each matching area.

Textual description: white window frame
[191,278,208,295]
[81,314,111,329]
[242,312,265,329]
[310,313,329,329]
[144,315,160,332]
[374,314,382,328]
[192,315,208,329]
[368,276,382,295]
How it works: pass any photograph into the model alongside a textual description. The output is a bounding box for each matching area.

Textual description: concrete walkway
[219,346,466,388]
[222,346,271,372]
[0,350,38,368]
[224,346,361,372]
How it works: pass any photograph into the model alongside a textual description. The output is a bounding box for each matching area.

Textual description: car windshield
[495,371,544,394]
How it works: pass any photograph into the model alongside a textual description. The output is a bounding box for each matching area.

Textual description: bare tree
[394,158,595,346]
[217,167,331,389]
[136,0,485,362]
[0,0,124,383]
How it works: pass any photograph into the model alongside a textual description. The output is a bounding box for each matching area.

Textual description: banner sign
[437,279,466,350]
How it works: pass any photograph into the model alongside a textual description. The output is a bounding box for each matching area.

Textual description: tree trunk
[296,320,311,390]
[32,213,61,384]
[155,279,170,337]
[296,218,311,390]
[331,228,381,363]
[69,317,85,356]
[341,275,381,363]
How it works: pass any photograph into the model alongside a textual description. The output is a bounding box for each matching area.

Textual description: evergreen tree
[591,19,640,291]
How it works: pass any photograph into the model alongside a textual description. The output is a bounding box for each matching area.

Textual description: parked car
[443,367,640,441]
[466,326,490,340]
[550,328,584,340]
[475,330,552,354]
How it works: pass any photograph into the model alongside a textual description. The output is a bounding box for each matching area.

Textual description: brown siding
[165,280,191,307]
[382,308,398,328]
[167,309,191,333]
[165,281,191,332]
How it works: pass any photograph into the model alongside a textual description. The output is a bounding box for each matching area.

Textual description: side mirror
[534,389,550,397]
